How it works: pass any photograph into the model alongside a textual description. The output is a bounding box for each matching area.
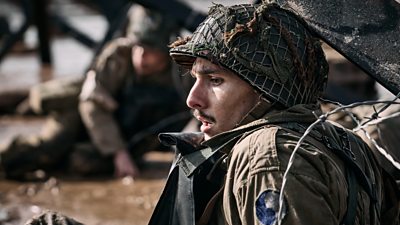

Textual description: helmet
[170,3,329,108]
[126,5,178,52]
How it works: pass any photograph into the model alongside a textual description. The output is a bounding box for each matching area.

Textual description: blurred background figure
[0,4,191,180]
[323,44,377,105]
[322,44,400,184]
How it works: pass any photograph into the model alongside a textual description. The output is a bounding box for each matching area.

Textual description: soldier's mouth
[198,117,212,133]
[193,110,215,133]
[193,110,215,122]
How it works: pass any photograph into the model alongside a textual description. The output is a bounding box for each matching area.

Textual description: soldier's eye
[210,77,223,86]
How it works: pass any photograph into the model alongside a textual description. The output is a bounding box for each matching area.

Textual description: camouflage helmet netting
[170,3,328,107]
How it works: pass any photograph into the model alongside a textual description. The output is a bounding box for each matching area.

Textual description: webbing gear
[343,168,358,225]
[324,126,378,225]
[148,133,228,225]
[282,122,378,225]
[170,3,328,108]
[320,126,377,203]
[322,125,359,225]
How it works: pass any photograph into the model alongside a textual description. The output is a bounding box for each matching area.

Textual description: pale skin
[114,45,171,178]
[187,57,261,140]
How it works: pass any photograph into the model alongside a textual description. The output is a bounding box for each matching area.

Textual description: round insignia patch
[255,190,287,225]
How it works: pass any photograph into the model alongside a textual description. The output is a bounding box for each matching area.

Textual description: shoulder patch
[255,190,287,225]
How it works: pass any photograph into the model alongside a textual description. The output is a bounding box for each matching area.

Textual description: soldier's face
[132,45,170,76]
[187,58,259,140]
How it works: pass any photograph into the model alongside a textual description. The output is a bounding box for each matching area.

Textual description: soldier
[21,2,400,225]
[77,4,189,178]
[0,4,190,179]
[147,2,400,225]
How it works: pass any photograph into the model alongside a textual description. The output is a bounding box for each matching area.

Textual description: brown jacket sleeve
[222,127,348,225]
[79,38,134,155]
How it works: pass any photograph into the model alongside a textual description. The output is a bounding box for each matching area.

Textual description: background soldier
[0,4,190,179]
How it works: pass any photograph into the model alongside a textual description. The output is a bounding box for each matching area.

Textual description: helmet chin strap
[236,94,274,127]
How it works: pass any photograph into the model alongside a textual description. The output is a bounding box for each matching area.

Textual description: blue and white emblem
[255,190,287,225]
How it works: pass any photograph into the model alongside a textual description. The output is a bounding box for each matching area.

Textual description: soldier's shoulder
[94,38,135,68]
[233,125,280,156]
[230,126,281,172]
[239,125,280,143]
[99,38,135,59]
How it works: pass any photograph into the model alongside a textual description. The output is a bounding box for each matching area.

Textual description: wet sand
[0,115,171,225]
[0,148,172,225]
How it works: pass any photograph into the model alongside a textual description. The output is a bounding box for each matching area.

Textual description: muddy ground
[0,1,171,223]
[0,170,169,225]
[0,121,172,225]
[0,117,172,225]
[0,1,244,224]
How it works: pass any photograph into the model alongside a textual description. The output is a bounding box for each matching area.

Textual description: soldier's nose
[186,82,206,110]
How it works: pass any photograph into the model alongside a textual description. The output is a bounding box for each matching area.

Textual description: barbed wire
[277,93,400,225]
[355,111,400,129]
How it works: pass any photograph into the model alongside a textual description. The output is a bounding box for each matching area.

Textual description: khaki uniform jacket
[350,103,400,182]
[78,37,178,155]
[209,104,399,225]
[322,102,400,182]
